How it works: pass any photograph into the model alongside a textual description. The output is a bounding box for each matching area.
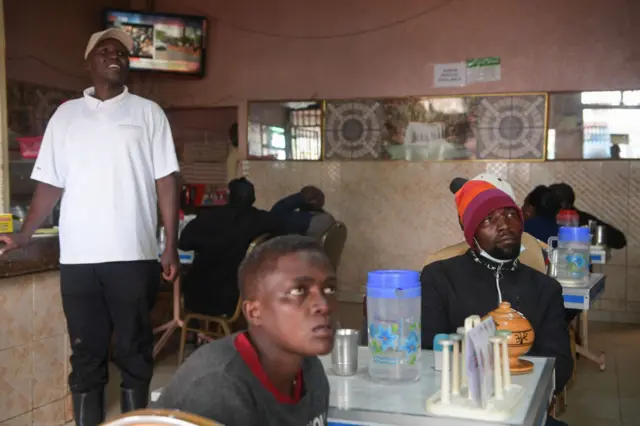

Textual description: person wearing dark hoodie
[179,177,282,317]
[271,186,336,240]
[522,185,561,243]
[549,182,626,250]
[421,180,573,425]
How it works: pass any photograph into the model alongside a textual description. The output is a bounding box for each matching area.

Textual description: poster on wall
[466,57,501,84]
[433,62,467,88]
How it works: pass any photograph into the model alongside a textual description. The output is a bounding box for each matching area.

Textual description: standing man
[0,29,180,424]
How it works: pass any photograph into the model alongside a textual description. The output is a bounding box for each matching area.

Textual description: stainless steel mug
[331,329,360,376]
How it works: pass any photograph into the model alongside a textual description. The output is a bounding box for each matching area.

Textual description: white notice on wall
[466,57,501,84]
[433,62,467,88]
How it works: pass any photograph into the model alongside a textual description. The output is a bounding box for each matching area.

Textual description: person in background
[549,183,627,249]
[155,236,336,425]
[522,185,561,243]
[179,178,282,318]
[226,122,240,182]
[0,29,180,423]
[610,144,621,159]
[420,180,573,412]
[271,186,336,240]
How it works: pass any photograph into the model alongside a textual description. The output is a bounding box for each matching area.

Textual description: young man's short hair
[238,235,331,299]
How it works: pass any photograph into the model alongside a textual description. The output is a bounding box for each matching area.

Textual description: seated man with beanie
[421,180,572,426]
[425,173,548,273]
[155,235,337,425]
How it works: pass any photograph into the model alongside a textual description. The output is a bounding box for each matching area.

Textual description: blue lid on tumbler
[558,226,591,243]
[366,270,420,299]
[433,334,451,352]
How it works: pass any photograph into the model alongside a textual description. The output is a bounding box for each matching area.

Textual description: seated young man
[155,235,337,426]
[421,180,573,396]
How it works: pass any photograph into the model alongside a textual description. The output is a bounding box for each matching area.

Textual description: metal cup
[331,329,359,376]
[595,225,607,246]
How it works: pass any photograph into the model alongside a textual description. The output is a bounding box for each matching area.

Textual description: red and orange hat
[454,180,523,248]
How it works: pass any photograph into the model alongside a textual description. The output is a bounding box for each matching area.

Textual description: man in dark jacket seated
[271,186,336,240]
[549,182,626,249]
[421,179,573,426]
[179,178,282,318]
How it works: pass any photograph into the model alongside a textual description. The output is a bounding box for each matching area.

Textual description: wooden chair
[102,409,222,425]
[321,221,348,272]
[177,233,273,365]
[424,232,548,273]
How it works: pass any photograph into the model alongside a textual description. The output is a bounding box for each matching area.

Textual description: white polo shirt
[31,86,179,264]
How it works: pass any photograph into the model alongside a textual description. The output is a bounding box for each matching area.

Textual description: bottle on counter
[157,226,166,256]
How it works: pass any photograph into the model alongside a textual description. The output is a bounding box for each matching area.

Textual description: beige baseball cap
[84,29,134,59]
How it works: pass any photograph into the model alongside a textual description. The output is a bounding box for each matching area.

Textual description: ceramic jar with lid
[484,301,535,375]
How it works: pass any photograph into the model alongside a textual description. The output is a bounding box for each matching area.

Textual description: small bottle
[158,226,166,255]
[557,209,579,227]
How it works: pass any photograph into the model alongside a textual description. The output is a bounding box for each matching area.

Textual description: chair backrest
[321,221,348,272]
[102,409,222,425]
[247,233,272,257]
[424,232,547,273]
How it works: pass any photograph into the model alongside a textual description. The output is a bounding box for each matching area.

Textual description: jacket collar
[467,249,519,273]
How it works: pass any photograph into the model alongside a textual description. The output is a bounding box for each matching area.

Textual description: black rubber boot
[72,389,105,426]
[120,386,150,413]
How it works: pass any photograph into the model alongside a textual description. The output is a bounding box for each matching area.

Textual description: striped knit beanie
[454,180,524,248]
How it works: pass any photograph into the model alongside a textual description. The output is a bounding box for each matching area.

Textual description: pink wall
[4,0,129,90]
[149,0,640,108]
[165,107,236,186]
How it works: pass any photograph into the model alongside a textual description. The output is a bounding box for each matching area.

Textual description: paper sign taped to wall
[434,62,467,88]
[467,57,501,83]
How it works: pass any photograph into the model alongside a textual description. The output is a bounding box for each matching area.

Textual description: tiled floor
[64,303,639,426]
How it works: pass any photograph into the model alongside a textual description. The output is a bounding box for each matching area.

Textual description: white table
[321,348,555,426]
[560,273,605,311]
[559,273,606,371]
[589,246,610,265]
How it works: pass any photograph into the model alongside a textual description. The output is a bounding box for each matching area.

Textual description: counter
[0,236,72,425]
[0,235,59,278]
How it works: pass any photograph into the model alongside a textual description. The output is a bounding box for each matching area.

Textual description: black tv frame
[102,8,208,78]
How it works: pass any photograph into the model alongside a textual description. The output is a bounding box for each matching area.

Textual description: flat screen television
[103,9,207,77]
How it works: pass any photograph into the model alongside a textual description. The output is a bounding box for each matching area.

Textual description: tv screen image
[104,9,207,76]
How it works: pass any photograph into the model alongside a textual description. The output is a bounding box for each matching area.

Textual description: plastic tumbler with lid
[366,270,421,384]
[555,226,591,285]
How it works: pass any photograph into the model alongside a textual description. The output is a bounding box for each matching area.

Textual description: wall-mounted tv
[103,9,207,77]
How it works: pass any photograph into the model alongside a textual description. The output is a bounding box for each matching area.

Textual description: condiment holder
[425,315,527,422]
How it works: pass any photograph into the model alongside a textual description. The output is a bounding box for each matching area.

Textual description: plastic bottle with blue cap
[366,270,421,384]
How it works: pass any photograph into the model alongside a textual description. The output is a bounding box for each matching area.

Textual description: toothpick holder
[425,319,526,422]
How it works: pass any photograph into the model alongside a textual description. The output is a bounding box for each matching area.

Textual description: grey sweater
[154,334,329,426]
